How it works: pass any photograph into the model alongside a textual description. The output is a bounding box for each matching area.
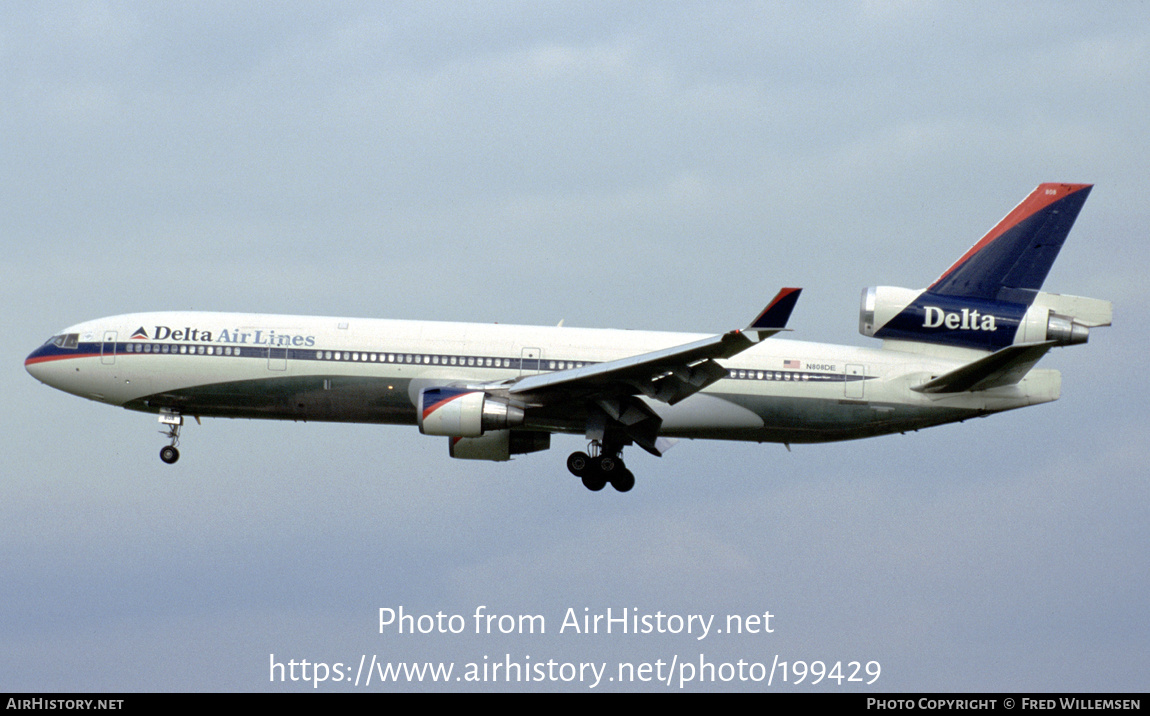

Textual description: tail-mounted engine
[860,286,1110,351]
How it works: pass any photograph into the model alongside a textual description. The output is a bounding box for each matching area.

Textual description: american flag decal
[784,359,800,369]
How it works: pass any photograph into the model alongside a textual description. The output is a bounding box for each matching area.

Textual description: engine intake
[418,387,524,437]
[859,286,924,339]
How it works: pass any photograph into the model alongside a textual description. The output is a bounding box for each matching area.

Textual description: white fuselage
[26,311,1060,445]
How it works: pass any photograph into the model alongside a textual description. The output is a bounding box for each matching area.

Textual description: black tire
[567,451,589,476]
[581,473,607,491]
[597,455,616,474]
[611,469,635,493]
[159,446,180,464]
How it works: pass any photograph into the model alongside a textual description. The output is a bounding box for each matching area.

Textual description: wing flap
[508,288,801,404]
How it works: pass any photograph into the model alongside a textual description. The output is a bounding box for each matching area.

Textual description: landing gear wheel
[567,451,590,477]
[581,473,607,491]
[158,410,184,464]
[611,469,635,493]
[573,440,632,492]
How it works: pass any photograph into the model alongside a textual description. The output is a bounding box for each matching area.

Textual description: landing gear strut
[158,409,182,464]
[567,441,635,492]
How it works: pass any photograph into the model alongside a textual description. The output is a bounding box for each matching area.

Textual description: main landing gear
[158,409,182,464]
[567,442,635,493]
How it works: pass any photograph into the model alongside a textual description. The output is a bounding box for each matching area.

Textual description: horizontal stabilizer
[1032,291,1112,327]
[912,341,1057,394]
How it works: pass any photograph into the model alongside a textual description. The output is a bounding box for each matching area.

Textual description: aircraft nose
[25,336,78,388]
[25,345,55,383]
[25,334,112,402]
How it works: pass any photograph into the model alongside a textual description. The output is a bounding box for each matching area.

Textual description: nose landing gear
[567,442,635,492]
[158,409,182,464]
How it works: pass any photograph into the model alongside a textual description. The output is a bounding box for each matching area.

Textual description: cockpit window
[48,334,79,349]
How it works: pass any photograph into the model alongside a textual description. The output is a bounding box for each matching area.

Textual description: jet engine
[417,387,524,437]
[859,286,1110,350]
[449,430,551,461]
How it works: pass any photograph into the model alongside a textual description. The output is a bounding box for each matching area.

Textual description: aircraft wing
[509,288,801,407]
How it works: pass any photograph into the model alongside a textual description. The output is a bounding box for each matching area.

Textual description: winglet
[749,287,802,330]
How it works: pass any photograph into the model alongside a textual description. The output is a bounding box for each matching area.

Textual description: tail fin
[863,183,1109,352]
[928,183,1092,305]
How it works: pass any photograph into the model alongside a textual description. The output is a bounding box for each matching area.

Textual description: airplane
[25,183,1111,492]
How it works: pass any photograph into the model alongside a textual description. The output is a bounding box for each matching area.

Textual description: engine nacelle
[418,387,524,437]
[1015,291,1112,345]
[449,430,551,461]
[860,286,1110,350]
[859,286,922,339]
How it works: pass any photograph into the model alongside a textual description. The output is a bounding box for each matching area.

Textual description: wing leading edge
[504,288,800,457]
[508,288,801,405]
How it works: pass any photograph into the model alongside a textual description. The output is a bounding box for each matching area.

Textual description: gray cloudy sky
[3,2,1147,692]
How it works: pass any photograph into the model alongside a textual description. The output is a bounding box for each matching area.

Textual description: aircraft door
[519,347,542,376]
[101,331,117,365]
[267,346,287,371]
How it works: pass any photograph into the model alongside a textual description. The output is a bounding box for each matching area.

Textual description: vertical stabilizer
[929,183,1092,304]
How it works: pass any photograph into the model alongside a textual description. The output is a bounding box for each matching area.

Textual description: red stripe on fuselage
[24,353,101,366]
[421,392,470,420]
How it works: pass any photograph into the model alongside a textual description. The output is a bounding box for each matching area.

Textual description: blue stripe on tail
[929,183,1092,304]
